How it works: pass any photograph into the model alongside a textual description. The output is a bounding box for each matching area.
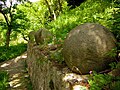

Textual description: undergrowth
[0,43,27,62]
[89,62,120,90]
[89,72,120,90]
[0,71,9,90]
[46,0,114,44]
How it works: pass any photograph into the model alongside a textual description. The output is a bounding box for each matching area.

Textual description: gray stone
[28,28,52,45]
[27,44,89,90]
[62,23,116,74]
[34,28,52,45]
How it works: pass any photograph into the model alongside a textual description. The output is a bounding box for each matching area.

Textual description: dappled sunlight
[9,73,27,88]
[73,85,88,90]
[14,83,22,88]
[10,73,21,80]
[8,72,29,89]
[0,52,29,89]
[63,73,84,81]
[63,73,89,90]
[13,53,27,63]
[9,78,21,87]
[0,52,27,68]
[0,62,10,67]
[29,0,39,2]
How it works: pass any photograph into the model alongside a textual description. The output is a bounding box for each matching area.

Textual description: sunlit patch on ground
[0,52,29,90]
[73,85,87,90]
[63,73,89,90]
[11,73,21,80]
[14,54,27,63]
[1,63,10,67]
[9,79,21,87]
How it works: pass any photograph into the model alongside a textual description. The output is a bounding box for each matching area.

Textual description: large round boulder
[62,23,116,74]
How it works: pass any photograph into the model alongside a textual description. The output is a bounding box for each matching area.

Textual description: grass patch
[0,71,9,90]
[88,62,120,89]
[0,43,27,63]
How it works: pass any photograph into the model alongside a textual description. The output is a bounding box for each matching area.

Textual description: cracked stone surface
[0,52,30,90]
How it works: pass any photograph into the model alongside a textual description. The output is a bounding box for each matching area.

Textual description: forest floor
[0,52,31,90]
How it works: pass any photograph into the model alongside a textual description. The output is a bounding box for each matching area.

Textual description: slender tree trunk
[0,1,13,48]
[0,9,11,48]
[5,27,11,48]
[22,32,28,41]
[44,0,54,20]
[58,0,62,12]
[44,0,52,15]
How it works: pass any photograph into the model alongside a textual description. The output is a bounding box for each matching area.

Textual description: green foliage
[0,0,117,46]
[27,81,33,90]
[0,28,6,46]
[111,0,120,42]
[88,71,120,90]
[17,2,47,31]
[0,0,30,47]
[0,1,119,89]
[89,61,120,90]
[89,72,112,90]
[9,6,30,43]
[106,48,117,58]
[110,81,120,90]
[36,55,48,66]
[0,43,27,62]
[109,62,118,70]
[12,8,30,31]
[0,71,9,90]
[109,62,120,70]
[25,73,33,90]
[50,48,64,63]
[46,0,114,43]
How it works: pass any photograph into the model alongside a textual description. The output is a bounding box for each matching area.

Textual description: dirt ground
[0,52,30,90]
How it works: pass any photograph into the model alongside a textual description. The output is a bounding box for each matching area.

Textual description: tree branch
[44,0,54,20]
[58,0,62,12]
[9,1,13,25]
[0,9,10,27]
[22,33,29,41]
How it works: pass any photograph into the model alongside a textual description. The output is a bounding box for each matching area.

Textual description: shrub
[46,0,113,44]
[0,43,27,62]
[0,71,9,90]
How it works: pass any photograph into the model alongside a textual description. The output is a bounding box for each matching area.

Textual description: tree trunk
[58,0,62,12]
[5,28,11,48]
[44,0,52,15]
[0,9,11,48]
[44,0,54,20]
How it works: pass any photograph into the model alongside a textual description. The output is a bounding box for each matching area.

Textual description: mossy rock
[62,23,116,74]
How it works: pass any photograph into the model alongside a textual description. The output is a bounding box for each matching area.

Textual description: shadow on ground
[0,52,30,90]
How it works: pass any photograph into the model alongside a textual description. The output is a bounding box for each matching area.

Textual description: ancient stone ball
[62,23,116,74]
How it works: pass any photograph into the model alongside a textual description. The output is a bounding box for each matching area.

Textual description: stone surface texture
[62,23,116,74]
[27,42,89,90]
